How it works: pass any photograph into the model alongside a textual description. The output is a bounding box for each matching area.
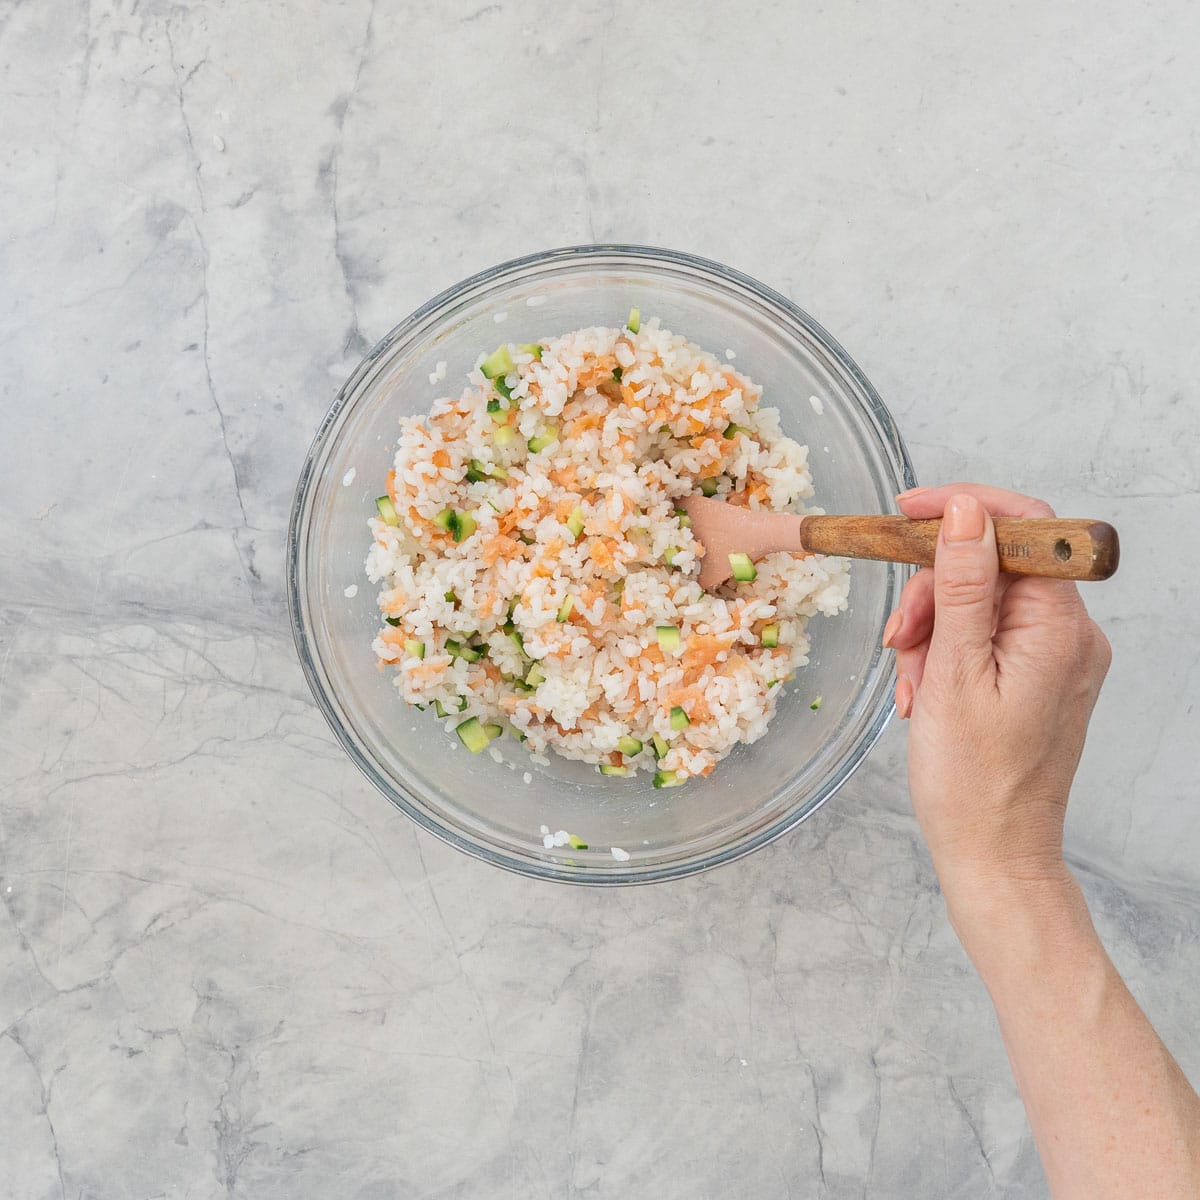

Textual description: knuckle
[1089,624,1113,673]
[1025,497,1056,518]
[937,569,993,607]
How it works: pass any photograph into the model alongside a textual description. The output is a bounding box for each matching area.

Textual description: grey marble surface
[2,1,1198,1196]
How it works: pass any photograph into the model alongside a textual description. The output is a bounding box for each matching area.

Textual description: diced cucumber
[513,729,528,742]
[375,495,400,526]
[517,343,542,360]
[525,663,547,687]
[653,769,684,789]
[656,625,681,651]
[414,703,425,711]
[761,624,779,649]
[565,506,585,540]
[456,717,490,753]
[728,552,757,582]
[612,366,622,383]
[511,680,535,694]
[556,595,574,622]
[486,398,502,414]
[516,532,534,545]
[434,508,457,534]
[651,733,670,760]
[446,639,482,662]
[723,423,750,439]
[599,764,630,777]
[767,679,780,689]
[507,630,526,656]
[433,699,449,719]
[627,306,641,334]
[480,345,515,379]
[670,706,690,730]
[675,509,692,528]
[455,696,469,711]
[494,425,517,447]
[404,639,425,660]
[444,590,458,604]
[467,458,507,482]
[482,723,504,741]
[663,546,680,566]
[384,616,402,627]
[454,511,477,542]
[810,696,823,711]
[493,376,514,401]
[617,735,643,757]
[567,833,588,849]
[528,428,559,454]
[699,477,720,497]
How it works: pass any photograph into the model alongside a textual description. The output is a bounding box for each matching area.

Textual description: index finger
[896,482,1056,520]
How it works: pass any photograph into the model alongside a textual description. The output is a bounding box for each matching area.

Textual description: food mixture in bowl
[365,312,850,785]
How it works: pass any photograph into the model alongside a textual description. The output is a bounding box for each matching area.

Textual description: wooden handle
[800,516,1120,581]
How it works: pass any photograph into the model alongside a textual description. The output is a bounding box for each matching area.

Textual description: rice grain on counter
[365,318,849,782]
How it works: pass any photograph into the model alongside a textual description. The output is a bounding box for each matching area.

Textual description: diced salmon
[682,634,735,672]
[376,588,407,617]
[407,657,450,681]
[574,354,618,388]
[590,539,616,571]
[548,464,578,488]
[664,685,712,722]
[481,535,519,567]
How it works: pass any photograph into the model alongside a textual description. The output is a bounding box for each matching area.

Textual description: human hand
[883,484,1112,915]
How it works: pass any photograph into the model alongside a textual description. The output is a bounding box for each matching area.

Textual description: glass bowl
[287,246,915,883]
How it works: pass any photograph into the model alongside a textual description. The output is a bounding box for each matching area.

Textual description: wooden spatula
[679,495,1120,591]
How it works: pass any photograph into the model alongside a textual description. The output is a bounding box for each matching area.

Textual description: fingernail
[944,494,985,542]
[882,609,903,648]
[895,675,914,719]
[896,486,928,501]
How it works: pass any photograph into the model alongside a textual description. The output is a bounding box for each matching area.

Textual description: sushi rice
[365,316,850,783]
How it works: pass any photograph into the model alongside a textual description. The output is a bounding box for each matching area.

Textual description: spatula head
[679,495,807,591]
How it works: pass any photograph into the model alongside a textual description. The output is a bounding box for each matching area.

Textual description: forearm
[946,867,1200,1200]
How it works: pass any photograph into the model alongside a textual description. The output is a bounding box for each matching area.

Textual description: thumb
[929,493,999,675]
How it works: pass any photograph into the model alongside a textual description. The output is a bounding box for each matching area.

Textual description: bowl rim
[287,243,917,885]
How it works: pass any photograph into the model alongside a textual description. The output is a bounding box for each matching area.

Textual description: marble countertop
[3,1,1198,1196]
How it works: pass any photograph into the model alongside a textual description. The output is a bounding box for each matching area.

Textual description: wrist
[939,862,1100,985]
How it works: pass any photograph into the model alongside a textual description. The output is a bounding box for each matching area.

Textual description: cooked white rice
[365,318,850,782]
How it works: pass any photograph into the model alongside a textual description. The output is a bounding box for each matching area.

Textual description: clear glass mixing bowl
[288,246,916,883]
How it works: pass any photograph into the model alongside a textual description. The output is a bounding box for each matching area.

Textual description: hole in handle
[1053,538,1073,562]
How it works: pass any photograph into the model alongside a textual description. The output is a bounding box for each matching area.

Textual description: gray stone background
[2,1,1197,1196]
